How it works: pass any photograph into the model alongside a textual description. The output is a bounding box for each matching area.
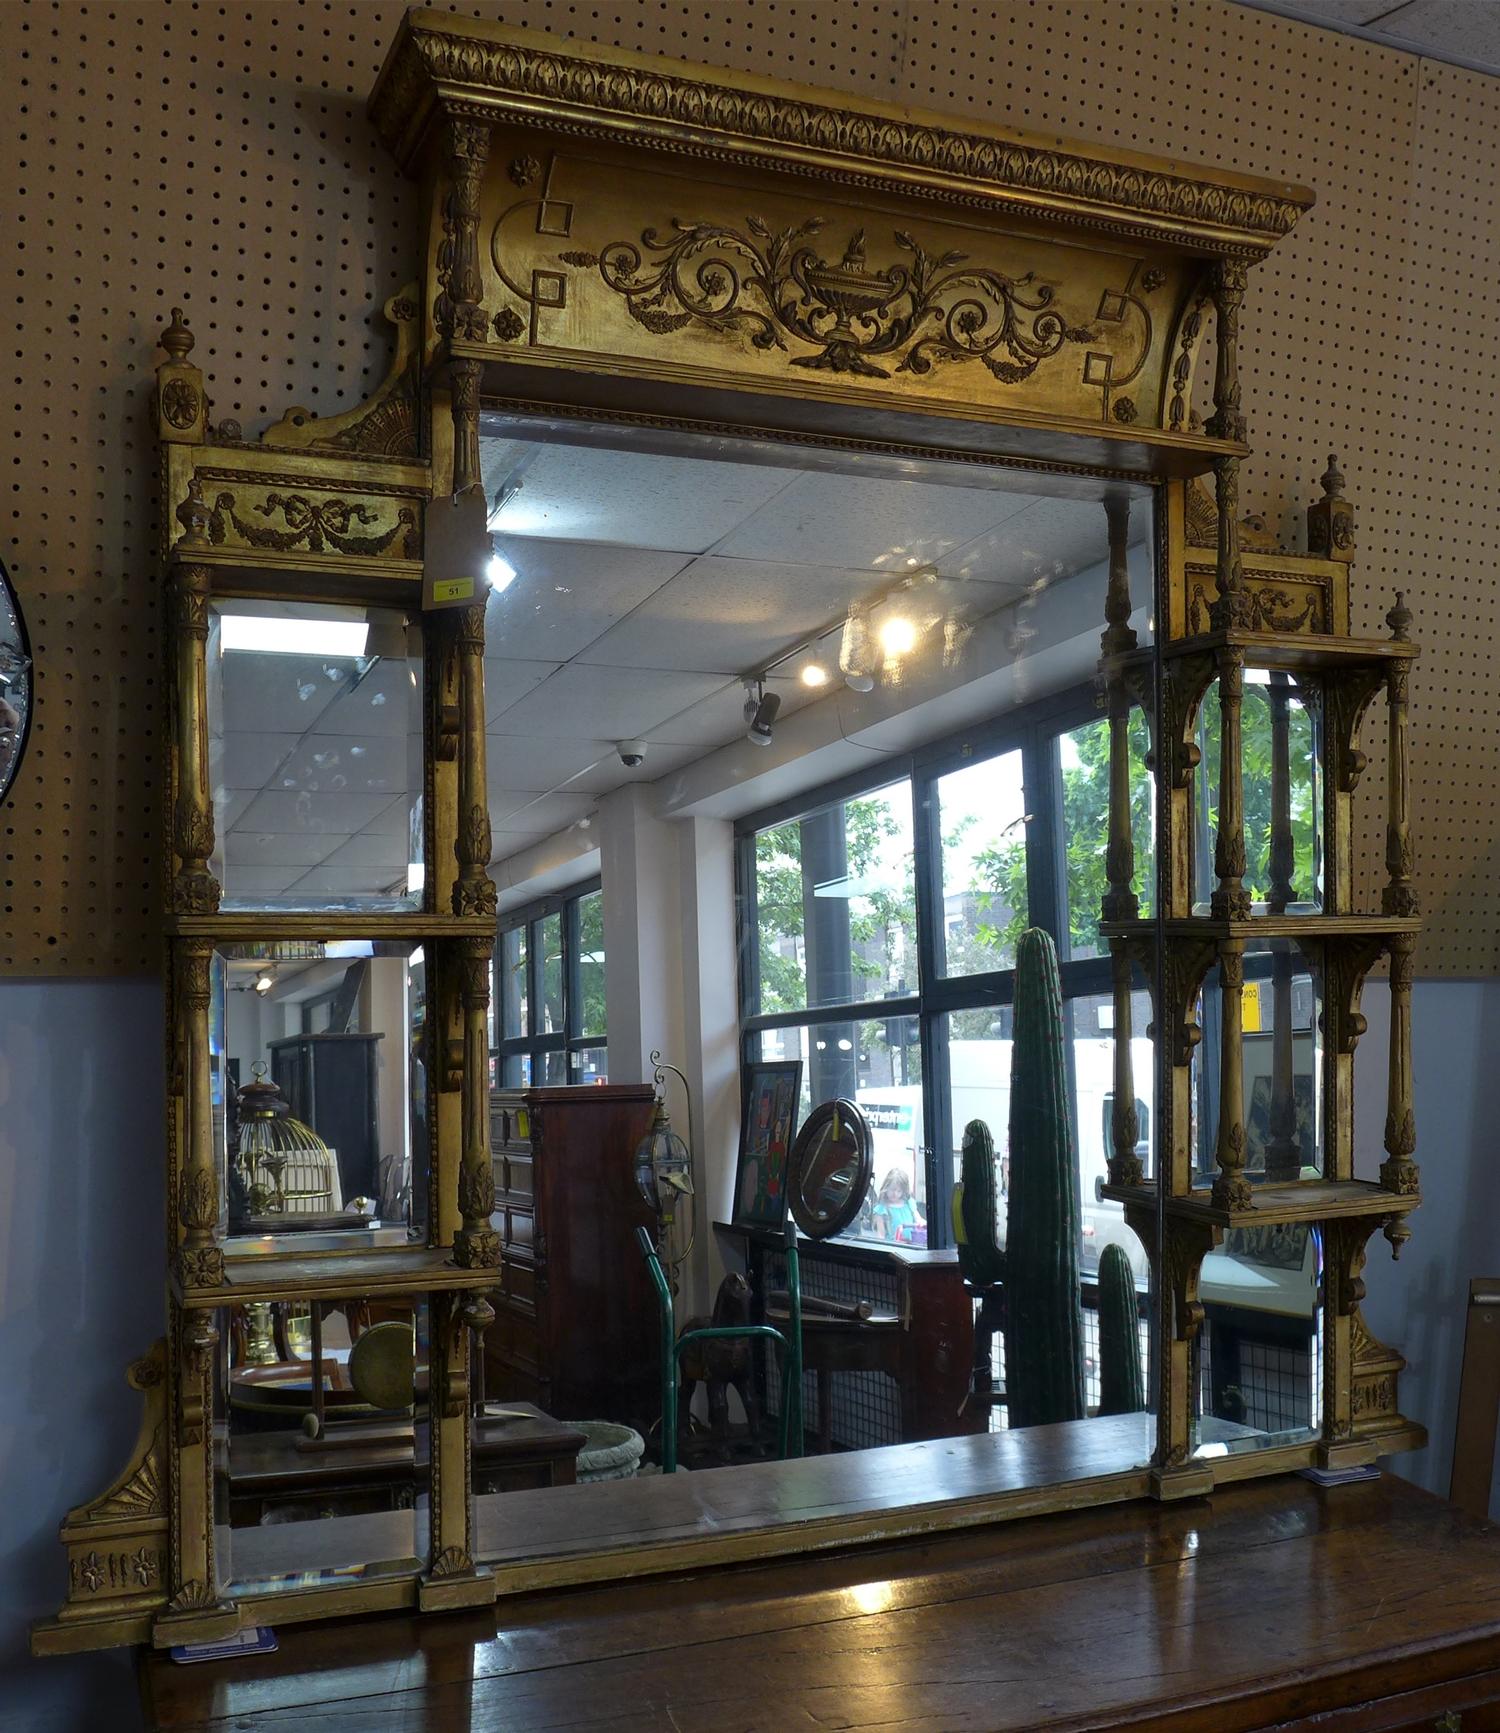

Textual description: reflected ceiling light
[799,659,830,689]
[839,607,875,693]
[486,550,517,594]
[220,615,369,659]
[253,969,275,996]
[743,679,781,748]
[879,614,918,656]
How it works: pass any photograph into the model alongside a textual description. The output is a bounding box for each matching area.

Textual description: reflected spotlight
[743,679,781,747]
[486,550,517,594]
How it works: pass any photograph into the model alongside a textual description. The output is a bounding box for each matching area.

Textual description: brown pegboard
[0,0,1483,973]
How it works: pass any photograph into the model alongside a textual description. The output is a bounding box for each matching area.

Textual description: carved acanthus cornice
[369,17,1312,253]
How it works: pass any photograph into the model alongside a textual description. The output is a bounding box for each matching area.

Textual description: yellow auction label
[430,575,475,604]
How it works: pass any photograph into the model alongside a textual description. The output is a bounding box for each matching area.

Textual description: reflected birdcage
[235,1062,341,1214]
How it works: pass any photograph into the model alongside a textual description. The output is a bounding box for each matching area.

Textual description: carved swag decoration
[205,490,420,561]
[559,219,1095,383]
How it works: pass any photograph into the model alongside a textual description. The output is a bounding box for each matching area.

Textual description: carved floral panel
[462,141,1193,430]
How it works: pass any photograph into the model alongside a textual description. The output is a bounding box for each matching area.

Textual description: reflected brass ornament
[568,219,1097,384]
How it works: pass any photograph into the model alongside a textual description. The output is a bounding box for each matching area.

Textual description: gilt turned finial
[1387,590,1413,642]
[161,308,194,363]
[1321,452,1345,500]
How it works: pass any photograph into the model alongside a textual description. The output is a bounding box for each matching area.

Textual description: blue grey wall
[1356,980,1500,1506]
[0,982,162,1733]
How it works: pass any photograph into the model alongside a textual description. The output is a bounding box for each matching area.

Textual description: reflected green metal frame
[636,1224,803,1474]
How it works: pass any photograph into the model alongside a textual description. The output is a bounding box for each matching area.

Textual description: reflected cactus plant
[1097,1242,1145,1416]
[953,1117,1005,1288]
[1003,927,1086,1429]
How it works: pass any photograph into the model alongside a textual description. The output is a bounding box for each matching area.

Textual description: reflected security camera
[616,739,648,768]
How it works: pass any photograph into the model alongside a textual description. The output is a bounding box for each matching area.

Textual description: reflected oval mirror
[0,555,32,803]
[787,1099,873,1239]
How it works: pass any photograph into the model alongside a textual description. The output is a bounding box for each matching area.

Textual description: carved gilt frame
[34,15,1420,1655]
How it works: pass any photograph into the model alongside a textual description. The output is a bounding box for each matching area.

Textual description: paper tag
[422,490,490,612]
[430,575,475,605]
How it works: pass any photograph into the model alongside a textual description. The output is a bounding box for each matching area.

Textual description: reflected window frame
[737,679,1155,1251]
[494,877,607,1086]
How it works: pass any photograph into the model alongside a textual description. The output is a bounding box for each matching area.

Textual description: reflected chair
[635,1223,803,1473]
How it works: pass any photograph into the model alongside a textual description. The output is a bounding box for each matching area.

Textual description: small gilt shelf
[1160,628,1417,674]
[168,912,496,942]
[1102,1179,1419,1230]
[170,1248,502,1310]
[1099,915,1421,942]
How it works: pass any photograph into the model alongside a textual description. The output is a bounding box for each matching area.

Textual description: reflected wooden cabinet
[486,1085,660,1432]
[268,1033,382,1207]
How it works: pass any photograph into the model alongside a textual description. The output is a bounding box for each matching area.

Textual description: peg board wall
[1,0,1493,974]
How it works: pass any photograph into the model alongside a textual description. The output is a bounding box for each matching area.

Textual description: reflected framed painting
[732,1060,803,1230]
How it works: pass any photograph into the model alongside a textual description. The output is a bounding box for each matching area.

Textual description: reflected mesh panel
[765,1251,905,1450]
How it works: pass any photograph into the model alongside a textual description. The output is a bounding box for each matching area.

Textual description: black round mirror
[0,556,31,803]
[786,1099,872,1240]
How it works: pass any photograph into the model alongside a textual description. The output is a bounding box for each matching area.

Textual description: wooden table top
[139,1472,1500,1731]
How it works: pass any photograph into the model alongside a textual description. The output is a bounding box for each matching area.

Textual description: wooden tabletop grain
[139,1473,1500,1731]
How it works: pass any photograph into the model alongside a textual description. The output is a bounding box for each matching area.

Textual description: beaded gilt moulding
[31,12,1424,1655]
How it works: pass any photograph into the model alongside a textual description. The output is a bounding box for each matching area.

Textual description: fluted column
[1381,935,1418,1197]
[169,557,218,916]
[1108,944,1142,1187]
[1211,648,1250,919]
[435,116,491,499]
[1383,595,1418,918]
[175,940,223,1288]
[1264,673,1301,1182]
[1211,940,1251,1210]
[454,936,499,1270]
[452,602,496,918]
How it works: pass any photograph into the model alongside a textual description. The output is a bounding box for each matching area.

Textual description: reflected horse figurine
[677,1271,760,1460]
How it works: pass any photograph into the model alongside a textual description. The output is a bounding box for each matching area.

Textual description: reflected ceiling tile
[715,472,1038,570]
[223,830,343,868]
[235,788,396,835]
[287,862,405,896]
[485,734,612,793]
[486,789,596,835]
[219,863,304,894]
[359,795,419,838]
[221,863,301,896]
[317,831,410,871]
[485,538,690,662]
[270,733,413,799]
[646,683,755,748]
[315,658,421,739]
[488,664,725,742]
[941,496,1115,589]
[573,557,877,673]
[217,790,255,832]
[480,442,801,552]
[211,731,300,792]
[484,656,565,725]
[220,652,357,736]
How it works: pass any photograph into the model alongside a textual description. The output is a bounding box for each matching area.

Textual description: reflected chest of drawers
[486,1084,660,1432]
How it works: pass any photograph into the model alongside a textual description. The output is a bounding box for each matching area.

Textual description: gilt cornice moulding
[370,10,1314,257]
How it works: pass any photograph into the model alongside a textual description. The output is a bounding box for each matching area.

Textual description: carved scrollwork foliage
[564,218,1100,387]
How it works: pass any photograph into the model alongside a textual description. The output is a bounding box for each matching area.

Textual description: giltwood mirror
[33,14,1421,1657]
